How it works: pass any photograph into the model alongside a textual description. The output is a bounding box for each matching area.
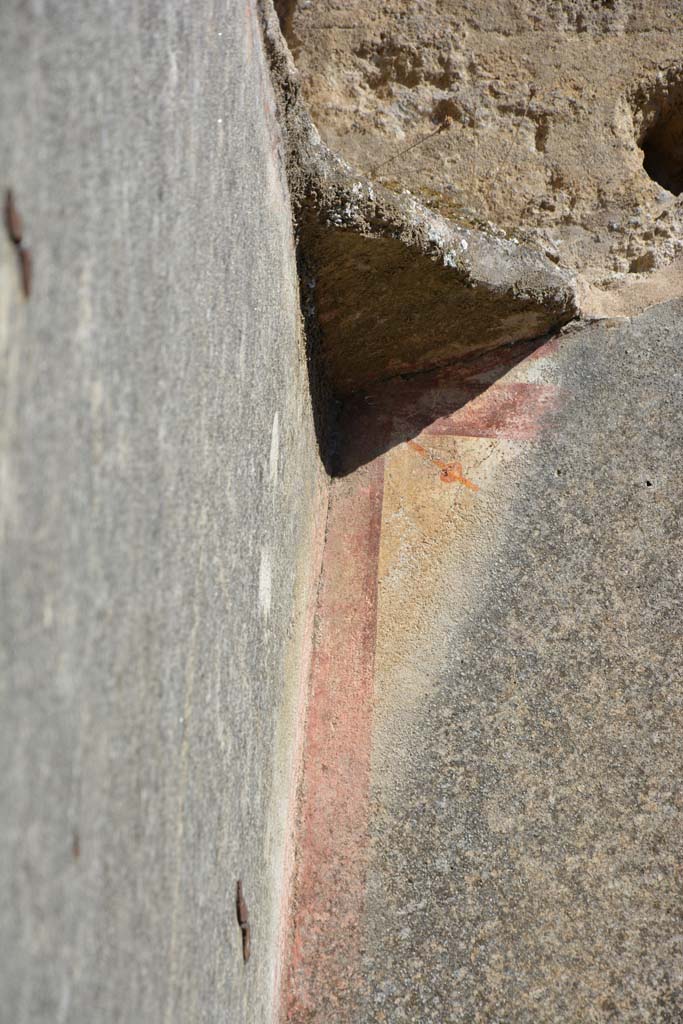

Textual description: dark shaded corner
[296,241,560,481]
[296,244,341,478]
[330,333,559,477]
[273,0,298,47]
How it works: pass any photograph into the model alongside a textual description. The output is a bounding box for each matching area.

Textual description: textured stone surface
[262,4,578,395]
[305,218,576,395]
[282,0,683,282]
[0,2,324,1022]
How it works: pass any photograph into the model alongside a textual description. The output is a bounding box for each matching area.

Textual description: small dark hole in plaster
[646,480,653,487]
[432,96,471,127]
[274,0,296,35]
[274,0,301,54]
[535,120,550,153]
[639,97,683,195]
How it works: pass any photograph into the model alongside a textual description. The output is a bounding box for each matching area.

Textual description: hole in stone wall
[274,0,298,47]
[641,113,683,195]
[635,70,683,195]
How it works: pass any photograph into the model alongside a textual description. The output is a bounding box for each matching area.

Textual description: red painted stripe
[283,456,384,1023]
[273,482,330,1022]
[423,381,560,440]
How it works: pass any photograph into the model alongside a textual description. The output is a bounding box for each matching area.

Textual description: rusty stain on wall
[406,439,479,490]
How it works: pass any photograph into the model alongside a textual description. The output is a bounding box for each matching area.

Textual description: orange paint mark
[407,440,479,491]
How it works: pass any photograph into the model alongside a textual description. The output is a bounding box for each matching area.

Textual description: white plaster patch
[259,546,272,618]
[269,410,279,483]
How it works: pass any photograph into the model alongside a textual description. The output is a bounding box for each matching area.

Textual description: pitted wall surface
[284,0,683,281]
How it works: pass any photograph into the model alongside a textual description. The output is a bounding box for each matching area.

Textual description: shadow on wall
[299,258,558,480]
[634,65,683,196]
[329,333,556,478]
[274,0,299,50]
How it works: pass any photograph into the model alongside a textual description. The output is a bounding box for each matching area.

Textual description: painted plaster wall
[0,2,324,1022]
[283,302,683,1023]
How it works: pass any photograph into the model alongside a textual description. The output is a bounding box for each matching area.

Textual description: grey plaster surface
[0,2,323,1022]
[362,301,683,1022]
